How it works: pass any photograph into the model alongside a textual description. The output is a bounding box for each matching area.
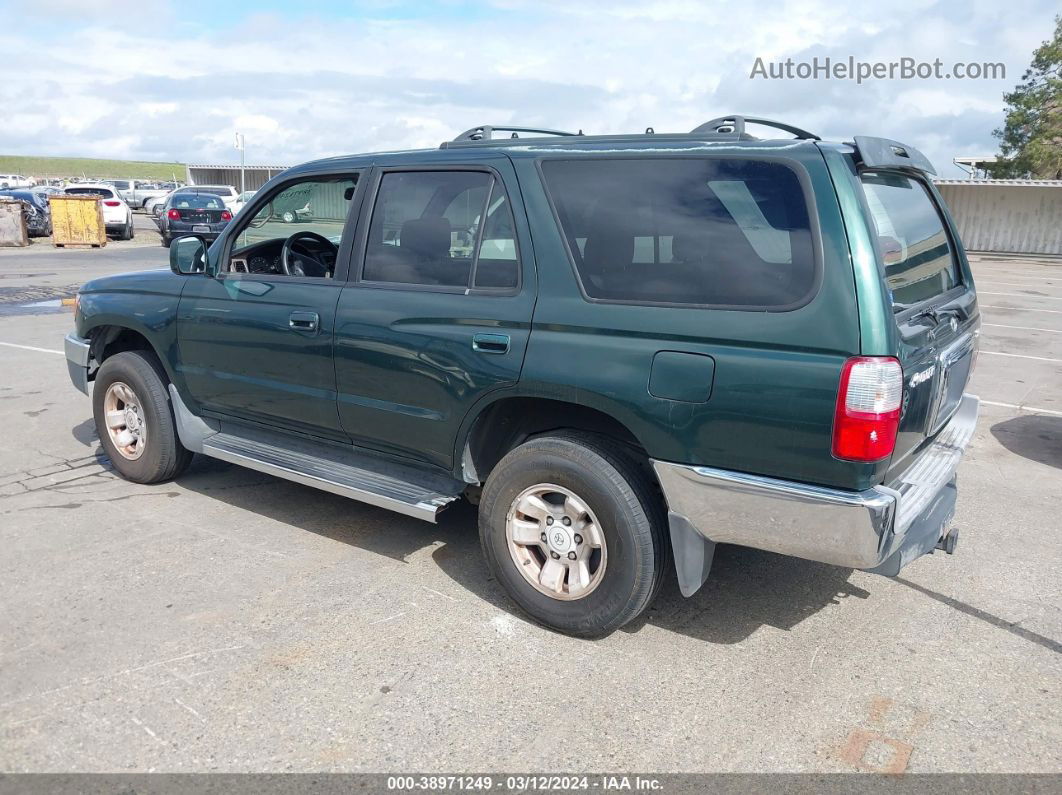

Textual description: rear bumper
[65,332,91,395]
[653,393,979,577]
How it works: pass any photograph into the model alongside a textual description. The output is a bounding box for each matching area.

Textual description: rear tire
[479,432,667,638]
[92,350,192,484]
[161,233,171,248]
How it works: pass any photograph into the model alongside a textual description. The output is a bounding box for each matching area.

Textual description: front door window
[228,176,359,278]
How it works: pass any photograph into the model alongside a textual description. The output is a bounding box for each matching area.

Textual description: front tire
[92,350,192,483]
[479,433,667,638]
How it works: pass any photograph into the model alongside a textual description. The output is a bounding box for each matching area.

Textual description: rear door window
[362,170,520,291]
[540,158,817,308]
[859,173,960,308]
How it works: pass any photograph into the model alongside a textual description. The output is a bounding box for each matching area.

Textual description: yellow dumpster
[49,194,106,248]
[0,199,29,247]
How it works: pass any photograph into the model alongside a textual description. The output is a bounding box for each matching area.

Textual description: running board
[201,433,462,522]
[167,385,463,522]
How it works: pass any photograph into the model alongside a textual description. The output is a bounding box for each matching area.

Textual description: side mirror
[169,236,207,275]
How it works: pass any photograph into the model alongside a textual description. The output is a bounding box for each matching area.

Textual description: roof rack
[690,116,821,141]
[450,125,583,143]
[439,116,824,149]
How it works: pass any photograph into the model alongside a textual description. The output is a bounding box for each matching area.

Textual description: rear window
[171,195,224,209]
[859,173,960,308]
[65,187,115,198]
[540,158,817,308]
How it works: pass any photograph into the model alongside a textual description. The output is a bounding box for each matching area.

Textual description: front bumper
[653,394,979,592]
[64,332,91,395]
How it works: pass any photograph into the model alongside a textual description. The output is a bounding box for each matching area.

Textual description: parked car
[109,179,170,209]
[173,184,239,210]
[0,174,33,189]
[157,190,232,247]
[62,183,135,240]
[145,192,173,219]
[64,117,980,638]
[232,190,257,215]
[0,189,52,236]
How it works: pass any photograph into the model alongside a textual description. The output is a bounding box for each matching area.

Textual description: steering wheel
[281,231,338,277]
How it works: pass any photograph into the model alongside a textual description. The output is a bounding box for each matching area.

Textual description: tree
[988,15,1062,179]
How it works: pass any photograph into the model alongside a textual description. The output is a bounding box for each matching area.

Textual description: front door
[175,171,363,441]
[333,162,535,469]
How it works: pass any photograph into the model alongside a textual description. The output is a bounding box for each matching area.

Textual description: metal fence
[935,180,1062,255]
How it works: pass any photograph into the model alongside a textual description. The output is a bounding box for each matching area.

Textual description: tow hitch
[935,528,959,555]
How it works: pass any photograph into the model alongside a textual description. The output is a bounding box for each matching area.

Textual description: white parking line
[981,304,1062,315]
[0,342,63,355]
[978,281,1061,289]
[979,291,1062,301]
[979,350,1062,364]
[984,323,1062,334]
[981,400,1062,418]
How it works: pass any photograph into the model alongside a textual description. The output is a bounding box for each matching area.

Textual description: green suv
[65,116,980,637]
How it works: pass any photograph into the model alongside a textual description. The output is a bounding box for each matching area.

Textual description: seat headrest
[581,208,633,271]
[401,216,451,259]
[671,231,709,263]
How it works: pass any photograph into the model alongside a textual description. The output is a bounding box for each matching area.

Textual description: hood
[80,268,184,297]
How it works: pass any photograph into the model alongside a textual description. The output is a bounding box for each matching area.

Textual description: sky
[1,0,1058,177]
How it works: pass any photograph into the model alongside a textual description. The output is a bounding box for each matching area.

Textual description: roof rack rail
[690,116,821,141]
[450,125,583,143]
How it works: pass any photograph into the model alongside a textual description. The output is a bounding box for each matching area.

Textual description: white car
[0,174,33,189]
[145,191,174,218]
[233,190,257,215]
[63,183,135,240]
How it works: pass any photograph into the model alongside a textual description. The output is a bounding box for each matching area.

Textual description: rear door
[857,171,979,473]
[333,160,535,470]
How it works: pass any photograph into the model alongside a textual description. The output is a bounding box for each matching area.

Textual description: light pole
[234,132,246,193]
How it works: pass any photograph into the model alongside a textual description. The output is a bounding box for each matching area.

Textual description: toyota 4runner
[65,116,980,637]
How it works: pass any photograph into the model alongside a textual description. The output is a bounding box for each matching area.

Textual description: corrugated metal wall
[936,184,1062,255]
[186,166,287,192]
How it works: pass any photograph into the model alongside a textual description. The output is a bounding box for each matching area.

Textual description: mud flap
[667,511,716,597]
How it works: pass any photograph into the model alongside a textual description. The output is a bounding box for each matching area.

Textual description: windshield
[236,178,356,248]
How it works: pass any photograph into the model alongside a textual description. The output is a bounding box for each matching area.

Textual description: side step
[200,432,463,523]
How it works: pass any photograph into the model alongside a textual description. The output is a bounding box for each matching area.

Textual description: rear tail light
[220,210,232,221]
[103,200,121,207]
[832,356,903,462]
[167,208,181,220]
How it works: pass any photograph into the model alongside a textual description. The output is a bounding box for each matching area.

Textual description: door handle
[472,332,510,355]
[289,311,319,333]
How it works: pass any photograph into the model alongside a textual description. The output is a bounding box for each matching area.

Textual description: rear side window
[363,170,520,290]
[859,173,959,308]
[540,158,816,308]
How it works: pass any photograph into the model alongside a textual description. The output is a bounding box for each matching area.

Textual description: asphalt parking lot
[0,237,1059,773]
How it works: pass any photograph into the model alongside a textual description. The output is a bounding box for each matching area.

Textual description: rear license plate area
[192,224,210,233]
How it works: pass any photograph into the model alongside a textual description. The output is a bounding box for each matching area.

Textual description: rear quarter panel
[513,143,879,490]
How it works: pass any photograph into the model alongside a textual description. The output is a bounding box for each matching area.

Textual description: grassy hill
[0,155,186,181]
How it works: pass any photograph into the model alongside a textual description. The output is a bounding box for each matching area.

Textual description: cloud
[0,0,1057,175]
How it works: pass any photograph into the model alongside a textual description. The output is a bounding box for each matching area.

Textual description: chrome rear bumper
[653,393,979,594]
